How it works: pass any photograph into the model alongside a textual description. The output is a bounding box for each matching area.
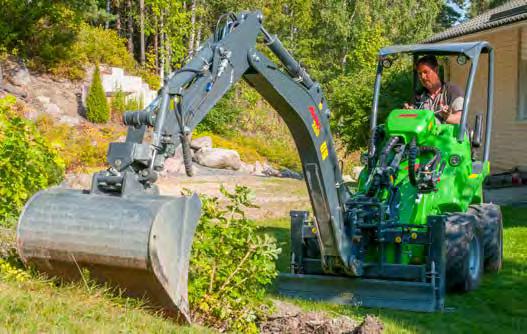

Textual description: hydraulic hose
[176,100,194,177]
[408,137,418,187]
[419,146,441,171]
[379,136,399,167]
[181,133,194,177]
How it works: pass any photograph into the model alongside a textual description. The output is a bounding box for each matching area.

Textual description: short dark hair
[416,55,438,68]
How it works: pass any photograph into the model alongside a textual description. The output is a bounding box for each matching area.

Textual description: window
[518,27,527,120]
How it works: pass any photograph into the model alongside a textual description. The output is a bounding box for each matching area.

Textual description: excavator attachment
[16,188,201,323]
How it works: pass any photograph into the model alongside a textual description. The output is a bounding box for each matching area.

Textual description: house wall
[445,23,527,172]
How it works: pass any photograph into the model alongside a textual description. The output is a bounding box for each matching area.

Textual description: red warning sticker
[309,106,321,136]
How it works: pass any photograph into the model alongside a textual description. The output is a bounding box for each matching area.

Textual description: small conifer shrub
[86,66,110,123]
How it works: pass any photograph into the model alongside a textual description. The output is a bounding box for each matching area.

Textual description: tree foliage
[0,96,64,227]
[0,0,459,151]
[86,66,110,123]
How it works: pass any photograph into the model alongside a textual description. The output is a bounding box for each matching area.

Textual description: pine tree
[86,66,110,123]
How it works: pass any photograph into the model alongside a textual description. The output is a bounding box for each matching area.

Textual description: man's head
[416,55,441,93]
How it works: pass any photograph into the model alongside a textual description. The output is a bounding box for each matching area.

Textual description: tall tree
[140,0,145,65]
[467,0,508,18]
[188,0,197,57]
[127,0,134,54]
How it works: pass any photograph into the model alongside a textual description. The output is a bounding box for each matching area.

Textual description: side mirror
[472,113,483,148]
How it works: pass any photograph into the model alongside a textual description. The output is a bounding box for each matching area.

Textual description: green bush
[188,186,280,333]
[86,66,110,123]
[0,95,64,227]
[110,89,126,115]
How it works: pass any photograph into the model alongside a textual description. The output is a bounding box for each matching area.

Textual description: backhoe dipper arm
[102,11,358,275]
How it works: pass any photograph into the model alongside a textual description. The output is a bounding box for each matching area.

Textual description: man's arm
[443,83,464,124]
[445,110,461,124]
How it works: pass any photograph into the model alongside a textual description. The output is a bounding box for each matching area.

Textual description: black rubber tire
[469,204,503,272]
[445,213,484,292]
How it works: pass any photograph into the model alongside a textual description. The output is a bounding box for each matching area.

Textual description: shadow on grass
[502,206,527,228]
[260,206,527,333]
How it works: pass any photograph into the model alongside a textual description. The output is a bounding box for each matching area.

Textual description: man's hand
[403,103,414,109]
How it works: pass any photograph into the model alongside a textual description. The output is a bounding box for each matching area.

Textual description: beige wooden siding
[445,24,527,172]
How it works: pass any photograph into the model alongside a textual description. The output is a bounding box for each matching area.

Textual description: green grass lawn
[0,206,525,333]
[258,206,527,334]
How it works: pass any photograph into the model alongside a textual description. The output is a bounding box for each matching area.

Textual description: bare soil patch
[259,300,383,334]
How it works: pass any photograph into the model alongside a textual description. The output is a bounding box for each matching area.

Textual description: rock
[239,161,255,174]
[263,162,281,177]
[354,315,384,334]
[57,115,81,126]
[191,136,213,150]
[253,161,264,176]
[260,300,359,334]
[10,66,31,87]
[163,157,184,175]
[45,103,61,115]
[60,173,92,190]
[352,166,364,180]
[194,147,241,170]
[280,168,302,180]
[1,82,27,98]
[36,95,51,105]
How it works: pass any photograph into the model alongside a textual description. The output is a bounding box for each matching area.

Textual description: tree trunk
[188,0,196,57]
[127,0,134,55]
[139,0,145,65]
[115,1,122,36]
[154,24,159,71]
[160,10,165,83]
[195,0,202,51]
[105,0,111,29]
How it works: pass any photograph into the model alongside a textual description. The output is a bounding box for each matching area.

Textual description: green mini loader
[279,42,503,311]
[16,12,502,321]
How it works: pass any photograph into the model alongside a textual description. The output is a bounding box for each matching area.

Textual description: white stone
[253,161,264,175]
[352,166,364,180]
[101,66,157,106]
[36,95,51,105]
[163,157,184,175]
[194,148,241,170]
[11,67,31,86]
[57,115,81,126]
[263,162,281,177]
[45,103,61,115]
[238,162,255,173]
[191,136,213,150]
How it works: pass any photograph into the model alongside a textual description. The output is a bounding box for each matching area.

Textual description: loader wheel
[445,213,484,292]
[469,204,503,272]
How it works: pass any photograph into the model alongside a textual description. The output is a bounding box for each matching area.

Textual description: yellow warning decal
[468,174,478,179]
[320,141,328,160]
[319,102,323,110]
[312,121,320,136]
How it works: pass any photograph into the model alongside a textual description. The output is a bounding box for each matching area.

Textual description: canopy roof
[379,42,492,59]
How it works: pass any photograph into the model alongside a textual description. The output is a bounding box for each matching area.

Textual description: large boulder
[194,148,241,170]
[9,66,31,87]
[191,136,212,150]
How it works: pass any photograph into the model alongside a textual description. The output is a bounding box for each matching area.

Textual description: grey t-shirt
[413,82,464,122]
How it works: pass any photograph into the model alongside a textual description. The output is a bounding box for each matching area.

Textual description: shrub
[0,95,64,227]
[110,88,126,115]
[35,115,124,172]
[86,66,110,123]
[188,185,281,333]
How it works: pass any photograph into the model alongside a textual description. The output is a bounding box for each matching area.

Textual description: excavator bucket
[16,188,201,323]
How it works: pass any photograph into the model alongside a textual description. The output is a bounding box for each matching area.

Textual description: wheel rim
[469,235,481,280]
